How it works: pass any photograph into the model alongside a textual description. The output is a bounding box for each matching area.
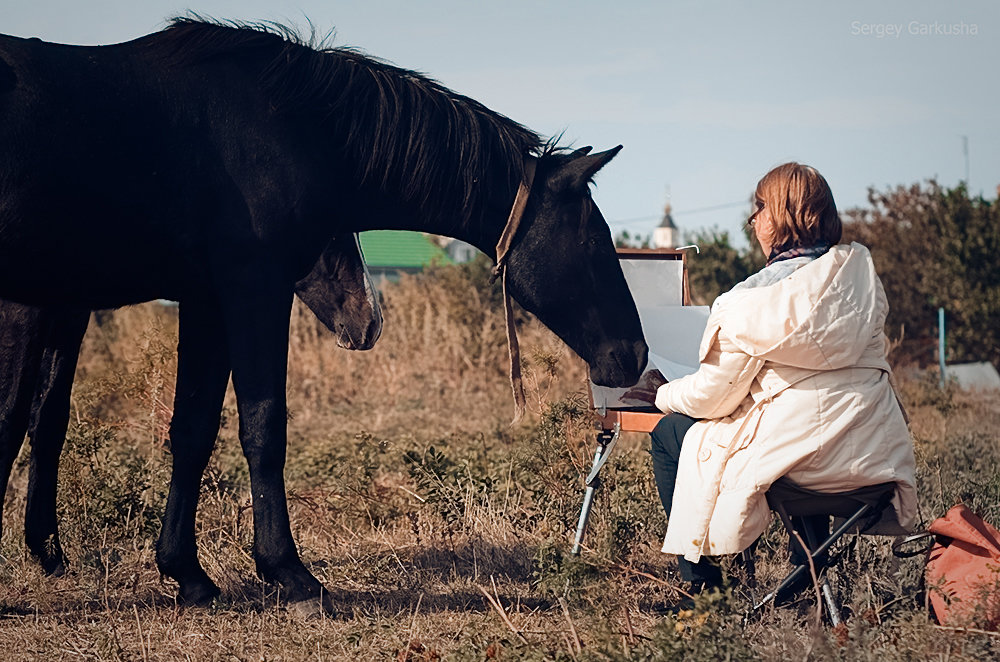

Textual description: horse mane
[156,18,558,223]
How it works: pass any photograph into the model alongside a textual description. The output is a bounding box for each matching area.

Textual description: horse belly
[0,220,190,308]
[0,152,203,307]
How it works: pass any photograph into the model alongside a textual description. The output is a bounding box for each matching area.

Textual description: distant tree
[614,230,651,249]
[842,182,1000,367]
[683,228,756,306]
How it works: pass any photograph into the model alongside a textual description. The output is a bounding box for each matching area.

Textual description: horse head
[505,146,647,387]
[294,233,383,350]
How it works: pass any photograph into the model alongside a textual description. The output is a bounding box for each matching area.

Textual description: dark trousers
[649,413,829,586]
[650,413,721,585]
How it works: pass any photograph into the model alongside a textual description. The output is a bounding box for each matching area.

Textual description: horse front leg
[155,300,231,604]
[0,301,46,560]
[24,307,89,576]
[222,286,328,608]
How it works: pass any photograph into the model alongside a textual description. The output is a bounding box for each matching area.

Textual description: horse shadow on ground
[222,537,558,615]
[0,538,572,617]
[267,538,554,615]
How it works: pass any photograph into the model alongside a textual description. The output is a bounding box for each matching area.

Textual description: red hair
[754,163,842,253]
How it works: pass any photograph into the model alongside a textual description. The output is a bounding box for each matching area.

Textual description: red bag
[926,504,1000,629]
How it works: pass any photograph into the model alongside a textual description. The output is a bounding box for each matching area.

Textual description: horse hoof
[286,595,336,620]
[178,581,221,606]
[44,559,67,578]
[28,543,68,577]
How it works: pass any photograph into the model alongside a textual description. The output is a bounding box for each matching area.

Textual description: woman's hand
[621,369,667,405]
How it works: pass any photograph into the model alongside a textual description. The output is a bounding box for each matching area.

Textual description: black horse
[0,232,381,577]
[0,19,647,608]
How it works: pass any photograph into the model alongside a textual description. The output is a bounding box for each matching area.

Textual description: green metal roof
[358,230,453,268]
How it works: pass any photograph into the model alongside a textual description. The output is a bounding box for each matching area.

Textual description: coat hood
[715,243,887,370]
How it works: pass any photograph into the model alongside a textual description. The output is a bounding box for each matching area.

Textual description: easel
[571,248,692,555]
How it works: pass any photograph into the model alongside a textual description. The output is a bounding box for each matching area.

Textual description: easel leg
[571,483,599,555]
[570,426,620,555]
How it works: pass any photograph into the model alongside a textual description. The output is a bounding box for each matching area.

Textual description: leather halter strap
[490,157,536,423]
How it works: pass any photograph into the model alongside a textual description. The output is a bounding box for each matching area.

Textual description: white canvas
[590,304,709,411]
[619,259,685,308]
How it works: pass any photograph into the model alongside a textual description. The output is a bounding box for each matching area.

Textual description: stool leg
[822,582,842,627]
[803,523,842,626]
[751,493,887,626]
[750,564,810,615]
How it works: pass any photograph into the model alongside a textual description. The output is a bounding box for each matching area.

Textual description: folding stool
[750,477,899,626]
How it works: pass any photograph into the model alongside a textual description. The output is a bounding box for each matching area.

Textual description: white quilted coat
[654,243,917,563]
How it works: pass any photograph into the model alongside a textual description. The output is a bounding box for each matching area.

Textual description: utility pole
[939,307,947,388]
[962,135,969,185]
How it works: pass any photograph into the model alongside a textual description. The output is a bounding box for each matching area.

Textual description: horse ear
[555,145,623,191]
[570,146,594,157]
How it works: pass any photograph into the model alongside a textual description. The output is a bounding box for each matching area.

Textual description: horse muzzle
[336,311,383,351]
[588,338,648,387]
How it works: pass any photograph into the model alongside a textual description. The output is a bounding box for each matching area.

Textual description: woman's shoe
[648,579,719,615]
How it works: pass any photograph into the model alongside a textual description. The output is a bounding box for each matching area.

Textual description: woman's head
[749,162,842,257]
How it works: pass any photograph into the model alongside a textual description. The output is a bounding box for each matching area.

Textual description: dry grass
[2,258,1000,660]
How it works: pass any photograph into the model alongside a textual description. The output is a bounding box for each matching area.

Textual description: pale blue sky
[5,1,997,245]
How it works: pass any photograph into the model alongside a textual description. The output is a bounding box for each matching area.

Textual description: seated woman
[634,163,917,595]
